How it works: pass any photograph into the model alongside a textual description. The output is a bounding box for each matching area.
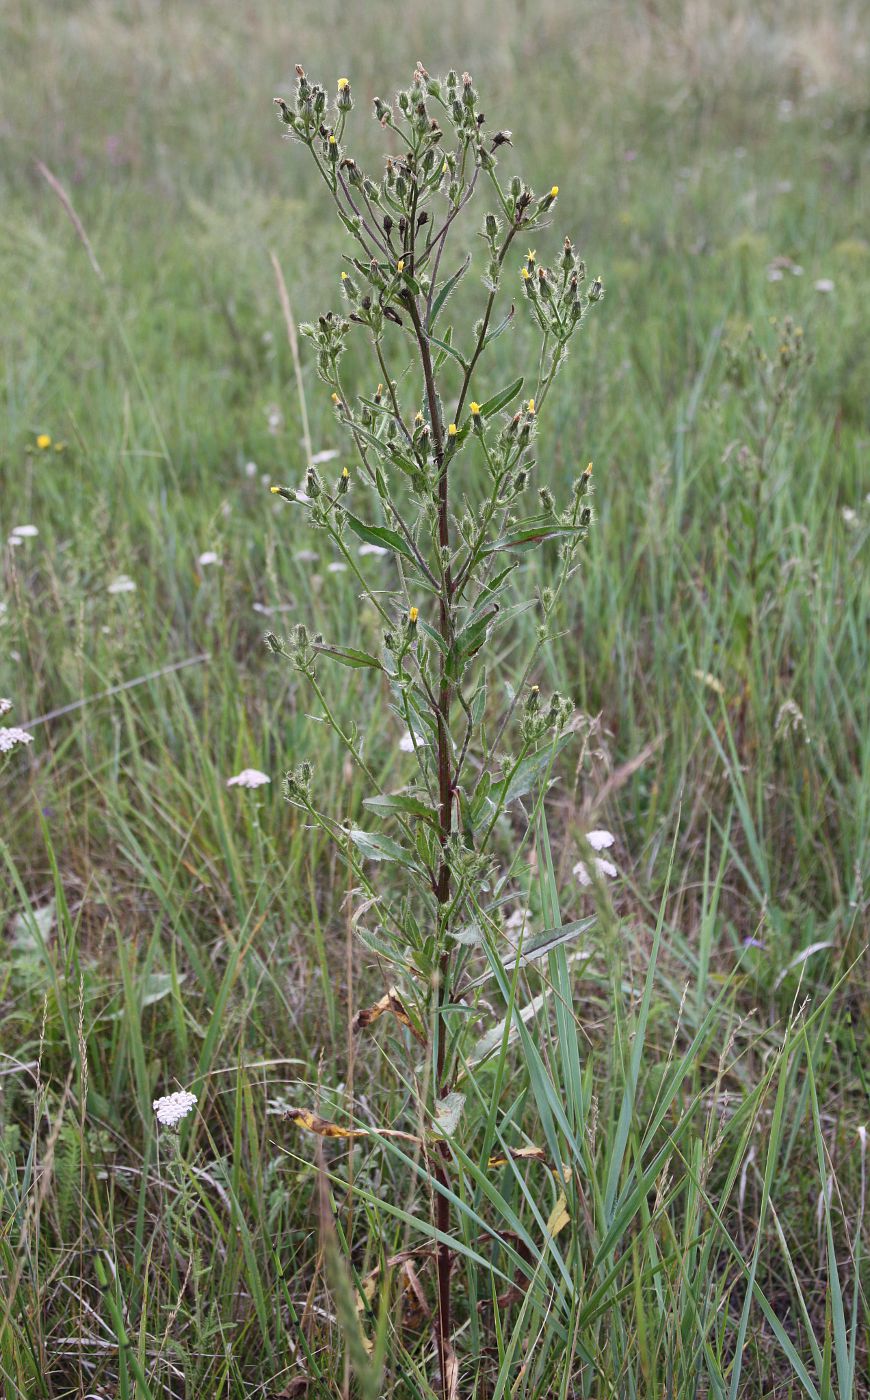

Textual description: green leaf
[481,524,585,555]
[313,644,383,671]
[482,306,516,351]
[349,827,416,868]
[492,735,573,806]
[478,376,524,419]
[343,512,416,563]
[428,329,468,370]
[464,917,595,989]
[363,793,438,826]
[428,256,470,331]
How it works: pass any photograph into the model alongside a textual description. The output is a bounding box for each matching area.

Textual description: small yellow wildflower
[270,485,281,493]
[341,271,348,280]
[397,258,405,272]
[520,267,530,280]
[550,185,559,197]
[447,423,457,436]
[337,78,350,90]
[527,398,536,415]
[36,434,51,450]
[470,402,481,415]
[408,606,419,624]
[329,134,337,144]
[527,249,536,262]
[331,392,341,405]
[585,461,593,476]
[414,410,424,424]
[341,467,349,479]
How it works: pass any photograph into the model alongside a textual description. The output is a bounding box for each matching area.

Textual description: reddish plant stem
[406,290,454,1400]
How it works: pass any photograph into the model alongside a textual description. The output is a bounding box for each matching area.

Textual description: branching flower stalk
[269,61,602,1395]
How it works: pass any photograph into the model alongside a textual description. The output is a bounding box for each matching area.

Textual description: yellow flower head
[341,467,349,479]
[331,392,340,405]
[585,461,593,476]
[397,258,405,272]
[36,433,51,450]
[414,410,424,424]
[527,249,536,262]
[328,134,337,144]
[442,160,449,174]
[408,606,419,624]
[527,398,536,415]
[447,423,457,437]
[270,485,280,493]
[337,78,350,90]
[520,267,530,280]
[341,270,348,280]
[550,185,559,197]
[470,402,481,415]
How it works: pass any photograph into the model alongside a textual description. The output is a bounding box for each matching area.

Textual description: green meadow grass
[1,1,868,1395]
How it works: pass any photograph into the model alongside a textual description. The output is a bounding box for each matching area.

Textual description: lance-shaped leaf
[491,734,574,806]
[349,826,418,869]
[313,643,383,671]
[343,512,417,563]
[481,523,587,555]
[427,255,470,331]
[478,375,524,419]
[363,792,438,826]
[464,916,595,991]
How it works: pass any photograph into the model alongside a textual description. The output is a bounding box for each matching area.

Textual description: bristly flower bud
[336,77,353,112]
[373,95,392,124]
[588,275,604,302]
[539,486,555,513]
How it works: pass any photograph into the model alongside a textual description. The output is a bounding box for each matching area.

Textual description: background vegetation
[1,1,868,1396]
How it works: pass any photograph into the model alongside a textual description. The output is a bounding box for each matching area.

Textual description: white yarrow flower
[574,829,618,886]
[11,525,39,538]
[814,278,835,293]
[108,575,136,595]
[310,448,340,464]
[227,767,270,788]
[0,726,34,754]
[0,698,12,716]
[198,550,221,567]
[359,542,389,557]
[153,1089,198,1128]
[327,561,347,573]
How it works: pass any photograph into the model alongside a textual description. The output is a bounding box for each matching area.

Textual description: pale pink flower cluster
[227,768,270,789]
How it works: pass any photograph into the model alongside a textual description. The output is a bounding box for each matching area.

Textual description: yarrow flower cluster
[226,767,271,788]
[0,726,34,754]
[153,1089,198,1127]
[573,829,618,887]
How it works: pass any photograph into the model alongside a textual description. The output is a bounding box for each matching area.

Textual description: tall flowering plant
[269,61,601,1396]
